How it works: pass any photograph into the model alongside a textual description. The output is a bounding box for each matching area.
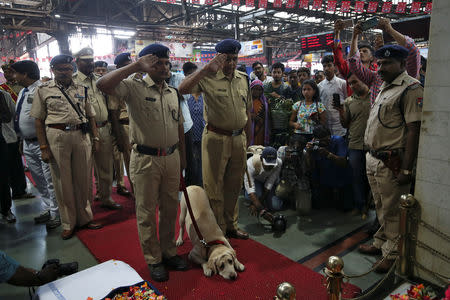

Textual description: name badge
[217,89,227,92]
[26,96,33,104]
[145,97,156,102]
[49,96,61,99]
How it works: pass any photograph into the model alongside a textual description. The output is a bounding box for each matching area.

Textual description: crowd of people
[0,16,426,285]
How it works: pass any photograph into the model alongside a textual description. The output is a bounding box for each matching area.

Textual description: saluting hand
[137,54,159,73]
[202,54,227,74]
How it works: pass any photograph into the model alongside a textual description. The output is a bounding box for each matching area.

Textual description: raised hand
[376,17,392,32]
[353,21,363,36]
[137,54,159,73]
[202,54,227,74]
[334,19,344,32]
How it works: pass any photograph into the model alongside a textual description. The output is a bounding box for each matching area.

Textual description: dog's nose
[230,274,237,280]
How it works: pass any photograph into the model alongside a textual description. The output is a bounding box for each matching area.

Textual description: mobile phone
[342,19,354,28]
[361,17,379,31]
[332,93,341,108]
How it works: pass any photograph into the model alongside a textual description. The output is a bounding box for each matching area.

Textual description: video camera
[41,259,78,277]
[259,210,287,232]
[311,140,321,152]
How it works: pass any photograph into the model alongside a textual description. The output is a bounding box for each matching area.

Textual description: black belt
[207,124,243,137]
[119,119,129,125]
[136,143,178,156]
[96,121,108,128]
[24,137,38,142]
[48,124,82,131]
[369,149,402,160]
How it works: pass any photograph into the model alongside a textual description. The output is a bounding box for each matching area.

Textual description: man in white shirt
[318,55,347,136]
[251,61,273,84]
[244,146,283,215]
[11,61,60,229]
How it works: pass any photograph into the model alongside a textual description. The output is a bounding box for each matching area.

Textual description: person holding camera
[244,147,283,215]
[31,54,103,240]
[304,125,353,210]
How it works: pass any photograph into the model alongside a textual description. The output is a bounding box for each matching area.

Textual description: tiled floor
[0,181,385,299]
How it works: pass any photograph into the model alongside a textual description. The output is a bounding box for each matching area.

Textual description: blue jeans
[244,180,284,211]
[348,149,368,210]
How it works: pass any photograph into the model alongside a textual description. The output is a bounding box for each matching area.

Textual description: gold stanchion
[324,256,344,300]
[397,194,417,278]
[274,282,296,300]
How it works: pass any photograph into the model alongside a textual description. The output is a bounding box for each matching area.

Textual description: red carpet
[77,181,361,299]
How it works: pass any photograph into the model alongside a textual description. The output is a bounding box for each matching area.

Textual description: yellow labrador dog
[176,185,245,280]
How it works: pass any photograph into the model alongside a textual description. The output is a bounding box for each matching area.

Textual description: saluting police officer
[73,48,121,210]
[358,45,423,273]
[30,55,103,240]
[97,44,188,282]
[179,39,252,239]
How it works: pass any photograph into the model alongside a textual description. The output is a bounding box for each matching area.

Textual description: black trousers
[7,141,27,197]
[184,129,195,186]
[0,139,12,215]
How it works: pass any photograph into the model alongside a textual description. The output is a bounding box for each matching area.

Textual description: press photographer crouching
[304,125,353,211]
[0,251,77,286]
[244,147,284,216]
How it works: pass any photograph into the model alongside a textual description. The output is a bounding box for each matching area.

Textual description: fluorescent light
[54,14,61,18]
[113,30,135,37]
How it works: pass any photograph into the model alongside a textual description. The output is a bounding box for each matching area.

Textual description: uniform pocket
[140,99,161,121]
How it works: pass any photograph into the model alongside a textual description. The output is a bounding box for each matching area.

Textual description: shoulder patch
[416,97,423,107]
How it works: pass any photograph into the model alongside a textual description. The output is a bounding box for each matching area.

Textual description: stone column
[414,0,450,286]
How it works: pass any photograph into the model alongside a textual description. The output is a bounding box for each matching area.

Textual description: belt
[24,137,38,142]
[136,143,178,157]
[207,124,243,137]
[48,124,82,131]
[96,121,108,128]
[369,149,403,160]
[119,119,129,125]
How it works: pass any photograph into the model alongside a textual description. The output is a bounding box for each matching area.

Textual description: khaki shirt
[191,70,251,131]
[114,75,182,148]
[364,71,423,151]
[108,94,129,120]
[344,93,371,150]
[73,72,109,123]
[30,80,95,125]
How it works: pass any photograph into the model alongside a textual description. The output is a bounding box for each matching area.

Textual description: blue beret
[114,53,132,66]
[50,55,73,67]
[94,61,108,68]
[375,45,408,60]
[138,44,170,58]
[215,39,241,54]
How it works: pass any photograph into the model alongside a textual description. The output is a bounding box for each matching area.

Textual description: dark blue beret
[10,60,39,75]
[375,45,408,60]
[215,39,241,54]
[50,55,73,67]
[138,44,170,58]
[114,52,132,66]
[94,61,108,68]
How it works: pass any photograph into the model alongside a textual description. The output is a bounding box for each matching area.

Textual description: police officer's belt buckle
[65,124,79,131]
[232,129,243,136]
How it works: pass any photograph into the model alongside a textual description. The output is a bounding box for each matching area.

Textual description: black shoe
[34,211,51,224]
[149,263,169,282]
[163,255,189,271]
[46,217,61,230]
[2,210,16,223]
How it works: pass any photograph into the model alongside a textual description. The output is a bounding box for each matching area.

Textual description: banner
[239,40,264,57]
[340,1,350,12]
[381,1,392,13]
[231,0,240,5]
[286,0,295,8]
[192,0,200,4]
[259,0,267,8]
[219,0,227,3]
[425,2,432,13]
[367,1,378,13]
[273,0,282,8]
[299,0,308,9]
[410,2,421,13]
[312,0,322,9]
[205,0,213,5]
[326,0,336,11]
[395,2,406,13]
[355,1,364,13]
[245,0,254,7]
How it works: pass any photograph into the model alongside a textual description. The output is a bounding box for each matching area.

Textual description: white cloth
[169,72,193,133]
[244,156,282,194]
[318,75,348,136]
[23,139,58,217]
[34,260,144,300]
[16,80,41,139]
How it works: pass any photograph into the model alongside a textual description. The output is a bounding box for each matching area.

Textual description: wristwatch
[400,169,412,175]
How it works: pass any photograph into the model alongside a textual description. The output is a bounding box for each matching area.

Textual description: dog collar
[207,240,225,247]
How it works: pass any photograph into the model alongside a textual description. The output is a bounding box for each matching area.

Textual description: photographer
[0,251,58,286]
[244,147,283,215]
[304,125,353,210]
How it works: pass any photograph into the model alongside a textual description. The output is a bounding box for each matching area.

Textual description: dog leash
[179,173,225,248]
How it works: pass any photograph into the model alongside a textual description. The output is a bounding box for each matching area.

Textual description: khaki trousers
[366,153,411,259]
[46,128,93,231]
[93,124,113,204]
[112,139,125,188]
[202,129,246,233]
[130,148,180,265]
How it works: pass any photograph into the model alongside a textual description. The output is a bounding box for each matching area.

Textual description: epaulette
[40,80,52,87]
[237,70,249,78]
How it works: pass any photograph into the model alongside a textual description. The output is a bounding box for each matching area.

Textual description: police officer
[97,44,188,282]
[93,61,108,77]
[73,48,121,210]
[358,45,423,273]
[108,53,134,195]
[10,60,60,229]
[30,54,103,240]
[179,39,252,239]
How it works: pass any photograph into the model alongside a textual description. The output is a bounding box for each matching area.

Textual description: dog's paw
[236,262,245,272]
[202,265,213,277]
[175,237,184,247]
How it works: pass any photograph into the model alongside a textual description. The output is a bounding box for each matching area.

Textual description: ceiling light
[54,14,61,18]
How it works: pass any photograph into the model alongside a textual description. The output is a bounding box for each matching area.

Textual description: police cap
[50,55,73,67]
[375,45,408,61]
[114,52,132,67]
[215,39,241,54]
[138,44,170,58]
[74,47,94,60]
[94,61,108,68]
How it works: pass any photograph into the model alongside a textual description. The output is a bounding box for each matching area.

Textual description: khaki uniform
[364,71,423,259]
[344,93,371,150]
[30,80,95,230]
[73,72,114,205]
[191,70,251,233]
[114,75,182,264]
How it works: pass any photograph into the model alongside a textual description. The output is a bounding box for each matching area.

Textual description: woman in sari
[249,80,270,146]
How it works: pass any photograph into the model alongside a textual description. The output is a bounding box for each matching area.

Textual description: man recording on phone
[303,125,352,210]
